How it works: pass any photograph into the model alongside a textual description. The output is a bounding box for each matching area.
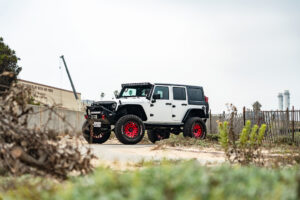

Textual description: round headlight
[111,103,117,109]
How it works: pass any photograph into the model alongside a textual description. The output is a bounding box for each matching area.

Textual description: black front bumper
[86,105,116,124]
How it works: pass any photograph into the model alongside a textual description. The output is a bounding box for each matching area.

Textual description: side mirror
[152,94,160,103]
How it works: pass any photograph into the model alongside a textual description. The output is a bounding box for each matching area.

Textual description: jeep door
[171,86,188,122]
[147,85,173,123]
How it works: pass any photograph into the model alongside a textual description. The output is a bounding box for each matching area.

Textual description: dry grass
[0,83,95,179]
[107,131,152,144]
[152,134,220,150]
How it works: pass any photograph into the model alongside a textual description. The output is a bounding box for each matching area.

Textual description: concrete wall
[18,79,83,111]
[27,105,85,134]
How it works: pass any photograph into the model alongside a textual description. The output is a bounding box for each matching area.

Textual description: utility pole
[60,55,78,100]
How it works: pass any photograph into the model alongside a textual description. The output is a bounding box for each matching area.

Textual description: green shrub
[218,120,267,166]
[0,161,299,200]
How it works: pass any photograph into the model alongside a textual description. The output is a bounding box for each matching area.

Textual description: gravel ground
[89,139,226,169]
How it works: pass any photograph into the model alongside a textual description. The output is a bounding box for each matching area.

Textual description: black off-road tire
[147,129,171,144]
[115,115,145,145]
[147,130,158,144]
[183,117,206,139]
[82,120,111,144]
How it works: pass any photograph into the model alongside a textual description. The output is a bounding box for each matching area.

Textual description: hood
[118,97,148,105]
[91,101,117,106]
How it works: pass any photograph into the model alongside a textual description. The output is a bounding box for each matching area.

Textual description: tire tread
[115,115,145,144]
[183,117,206,139]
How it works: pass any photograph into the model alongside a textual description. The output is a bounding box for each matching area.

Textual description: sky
[1,0,299,113]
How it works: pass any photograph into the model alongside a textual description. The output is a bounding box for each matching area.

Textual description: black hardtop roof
[121,82,203,88]
[154,83,203,88]
[121,82,152,87]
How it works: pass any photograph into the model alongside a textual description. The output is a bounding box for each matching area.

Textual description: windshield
[119,86,152,98]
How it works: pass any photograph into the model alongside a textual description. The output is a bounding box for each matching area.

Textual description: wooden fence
[207,112,244,135]
[207,106,300,144]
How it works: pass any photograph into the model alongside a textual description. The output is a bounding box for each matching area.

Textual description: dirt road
[90,140,225,168]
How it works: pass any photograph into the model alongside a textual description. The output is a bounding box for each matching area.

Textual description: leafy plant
[27,96,40,105]
[0,161,299,200]
[218,120,267,166]
[0,37,22,93]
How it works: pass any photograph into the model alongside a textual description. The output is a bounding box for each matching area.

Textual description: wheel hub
[192,123,203,138]
[123,121,139,138]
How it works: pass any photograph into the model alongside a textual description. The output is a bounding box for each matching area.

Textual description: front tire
[183,117,206,139]
[82,120,111,144]
[115,115,145,144]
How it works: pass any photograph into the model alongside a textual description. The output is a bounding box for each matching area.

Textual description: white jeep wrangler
[82,82,209,144]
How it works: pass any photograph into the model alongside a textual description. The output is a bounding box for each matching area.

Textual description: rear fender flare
[182,109,206,123]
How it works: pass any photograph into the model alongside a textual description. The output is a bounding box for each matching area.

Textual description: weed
[219,119,267,166]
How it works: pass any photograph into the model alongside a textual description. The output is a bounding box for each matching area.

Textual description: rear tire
[183,117,206,139]
[82,120,111,144]
[115,115,145,144]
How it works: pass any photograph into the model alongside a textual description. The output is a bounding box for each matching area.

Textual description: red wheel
[123,121,139,138]
[115,115,145,144]
[192,123,203,138]
[183,117,206,139]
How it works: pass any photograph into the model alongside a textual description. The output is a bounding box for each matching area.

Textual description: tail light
[205,96,209,103]
[84,115,88,119]
[102,114,106,120]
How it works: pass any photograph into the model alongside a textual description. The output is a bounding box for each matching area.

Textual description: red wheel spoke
[192,123,203,138]
[123,121,139,138]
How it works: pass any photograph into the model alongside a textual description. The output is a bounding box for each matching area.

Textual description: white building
[18,79,83,111]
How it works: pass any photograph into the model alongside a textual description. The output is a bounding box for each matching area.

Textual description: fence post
[286,107,289,142]
[292,106,295,143]
[243,106,246,126]
[209,109,212,134]
[39,105,42,129]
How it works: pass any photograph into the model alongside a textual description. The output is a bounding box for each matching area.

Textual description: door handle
[181,103,187,106]
[172,105,176,108]
[165,103,172,105]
